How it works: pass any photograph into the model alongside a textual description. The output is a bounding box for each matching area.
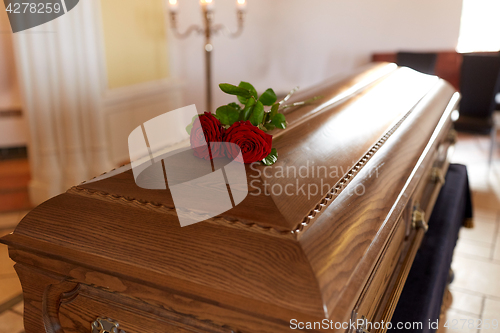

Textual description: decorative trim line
[68,186,176,212]
[292,103,418,236]
[60,284,81,304]
[68,186,295,239]
[80,163,131,185]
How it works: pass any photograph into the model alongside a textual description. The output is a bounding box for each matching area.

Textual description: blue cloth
[388,164,472,333]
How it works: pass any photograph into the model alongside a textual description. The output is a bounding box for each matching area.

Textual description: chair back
[459,53,500,119]
[396,52,438,75]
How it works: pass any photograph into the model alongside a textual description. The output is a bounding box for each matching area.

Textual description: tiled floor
[0,133,499,332]
[444,132,500,332]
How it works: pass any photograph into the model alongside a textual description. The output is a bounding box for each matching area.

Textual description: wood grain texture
[0,66,459,332]
[13,262,77,333]
[59,284,230,333]
[8,247,305,332]
[355,217,406,322]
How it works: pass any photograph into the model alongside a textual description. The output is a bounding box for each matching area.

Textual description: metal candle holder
[168,0,246,112]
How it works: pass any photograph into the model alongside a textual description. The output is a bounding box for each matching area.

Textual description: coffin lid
[73,62,440,233]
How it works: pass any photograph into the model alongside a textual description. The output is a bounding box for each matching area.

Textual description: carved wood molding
[13,262,78,333]
[67,186,296,239]
[292,95,419,236]
[58,283,236,333]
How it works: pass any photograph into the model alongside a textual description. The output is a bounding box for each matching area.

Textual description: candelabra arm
[166,7,246,112]
[212,10,245,38]
[169,12,205,39]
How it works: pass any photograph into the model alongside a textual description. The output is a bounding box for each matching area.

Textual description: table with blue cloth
[389,164,473,333]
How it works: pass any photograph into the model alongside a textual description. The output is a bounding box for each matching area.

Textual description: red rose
[224,121,273,163]
[190,112,225,160]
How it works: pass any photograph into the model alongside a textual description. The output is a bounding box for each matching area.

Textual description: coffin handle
[412,208,428,232]
[430,167,446,185]
[91,317,124,333]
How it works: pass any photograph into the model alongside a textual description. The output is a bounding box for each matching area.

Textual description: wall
[100,0,170,89]
[169,0,463,112]
[98,0,184,165]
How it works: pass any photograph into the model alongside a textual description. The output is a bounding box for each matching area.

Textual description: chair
[396,52,438,75]
[455,53,500,135]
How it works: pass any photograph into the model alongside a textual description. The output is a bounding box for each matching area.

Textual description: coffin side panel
[8,247,314,333]
[299,81,458,322]
[7,204,326,318]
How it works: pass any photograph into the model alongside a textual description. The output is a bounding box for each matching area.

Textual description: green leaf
[262,148,278,166]
[250,101,264,126]
[185,114,201,134]
[258,88,277,106]
[237,81,258,104]
[264,123,276,131]
[271,113,287,129]
[240,98,255,120]
[186,124,194,135]
[228,102,242,112]
[216,105,240,126]
[219,83,252,98]
[270,103,279,120]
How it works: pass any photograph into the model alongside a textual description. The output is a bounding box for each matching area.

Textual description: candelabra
[167,0,246,112]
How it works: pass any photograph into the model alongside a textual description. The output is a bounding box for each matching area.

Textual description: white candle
[167,0,178,12]
[237,0,246,11]
[200,0,214,11]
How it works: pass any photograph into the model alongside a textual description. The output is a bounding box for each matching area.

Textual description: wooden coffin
[1,63,460,333]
